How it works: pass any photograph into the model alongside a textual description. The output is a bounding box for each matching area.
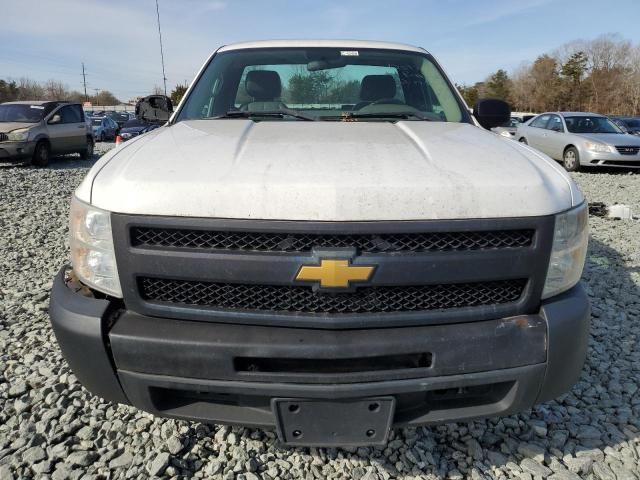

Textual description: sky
[2,0,640,102]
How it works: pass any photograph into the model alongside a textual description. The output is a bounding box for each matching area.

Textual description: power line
[155,0,168,96]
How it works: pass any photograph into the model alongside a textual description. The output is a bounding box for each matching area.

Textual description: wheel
[563,146,581,172]
[99,132,105,142]
[31,141,50,167]
[518,137,528,144]
[80,138,94,160]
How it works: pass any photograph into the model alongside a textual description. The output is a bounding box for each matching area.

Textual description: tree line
[457,33,640,115]
[0,77,121,106]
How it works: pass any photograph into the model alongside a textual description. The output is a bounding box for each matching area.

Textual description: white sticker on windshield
[30,105,45,109]
[340,50,359,56]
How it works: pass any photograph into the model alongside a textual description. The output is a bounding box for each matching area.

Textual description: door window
[530,114,550,129]
[58,105,82,124]
[546,115,564,132]
[72,105,85,121]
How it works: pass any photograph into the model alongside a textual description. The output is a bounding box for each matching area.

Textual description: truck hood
[0,122,35,133]
[85,120,580,220]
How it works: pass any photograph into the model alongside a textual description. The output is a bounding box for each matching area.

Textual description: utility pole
[82,63,88,102]
[155,0,168,96]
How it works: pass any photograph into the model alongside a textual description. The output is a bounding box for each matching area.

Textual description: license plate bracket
[272,397,395,447]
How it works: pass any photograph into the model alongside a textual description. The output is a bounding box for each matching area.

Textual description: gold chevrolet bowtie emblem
[296,259,375,288]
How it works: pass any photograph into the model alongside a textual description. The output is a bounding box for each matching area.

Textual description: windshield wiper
[212,109,316,121]
[330,112,434,121]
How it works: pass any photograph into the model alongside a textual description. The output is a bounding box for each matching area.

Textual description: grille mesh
[0,133,8,142]
[131,227,534,253]
[615,146,640,155]
[139,277,526,314]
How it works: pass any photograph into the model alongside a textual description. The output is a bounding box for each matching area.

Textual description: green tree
[324,79,360,104]
[0,80,20,102]
[287,71,333,104]
[456,83,480,106]
[484,69,511,100]
[560,51,589,110]
[171,82,189,105]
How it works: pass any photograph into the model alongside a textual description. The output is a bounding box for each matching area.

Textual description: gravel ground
[1,150,639,479]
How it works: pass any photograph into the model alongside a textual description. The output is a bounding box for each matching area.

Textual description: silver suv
[0,101,94,167]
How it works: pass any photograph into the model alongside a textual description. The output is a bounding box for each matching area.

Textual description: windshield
[565,116,622,134]
[177,47,467,122]
[0,104,46,123]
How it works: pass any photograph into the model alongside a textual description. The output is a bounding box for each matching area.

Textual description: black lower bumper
[49,266,590,440]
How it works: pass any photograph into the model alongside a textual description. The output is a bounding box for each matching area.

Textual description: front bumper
[0,140,35,163]
[49,266,590,438]
[581,149,640,168]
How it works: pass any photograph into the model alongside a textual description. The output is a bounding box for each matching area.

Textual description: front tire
[80,138,94,160]
[99,132,105,142]
[563,146,581,172]
[31,141,50,167]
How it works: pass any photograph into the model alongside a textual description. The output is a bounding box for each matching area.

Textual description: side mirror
[48,114,62,125]
[135,95,173,122]
[473,98,511,130]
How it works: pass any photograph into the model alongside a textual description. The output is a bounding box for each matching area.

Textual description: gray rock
[549,471,582,480]
[148,452,171,476]
[66,450,98,467]
[166,435,183,455]
[0,465,14,480]
[520,458,552,478]
[466,438,484,460]
[22,446,46,464]
[517,443,546,463]
[592,461,616,480]
[108,451,133,469]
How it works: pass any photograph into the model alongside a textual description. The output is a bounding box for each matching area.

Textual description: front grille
[138,277,526,314]
[616,146,640,155]
[131,227,534,253]
[0,133,8,142]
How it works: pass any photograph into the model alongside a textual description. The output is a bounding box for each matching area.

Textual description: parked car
[611,116,640,136]
[0,100,93,166]
[516,112,640,171]
[107,111,131,129]
[49,40,589,447]
[492,117,521,138]
[117,119,156,141]
[91,116,118,142]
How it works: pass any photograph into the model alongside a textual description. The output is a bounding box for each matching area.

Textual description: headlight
[500,130,512,138]
[542,203,588,299]
[7,128,30,141]
[69,196,122,297]
[584,141,614,153]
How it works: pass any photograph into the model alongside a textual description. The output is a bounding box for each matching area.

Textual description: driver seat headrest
[245,70,282,101]
[360,75,396,101]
